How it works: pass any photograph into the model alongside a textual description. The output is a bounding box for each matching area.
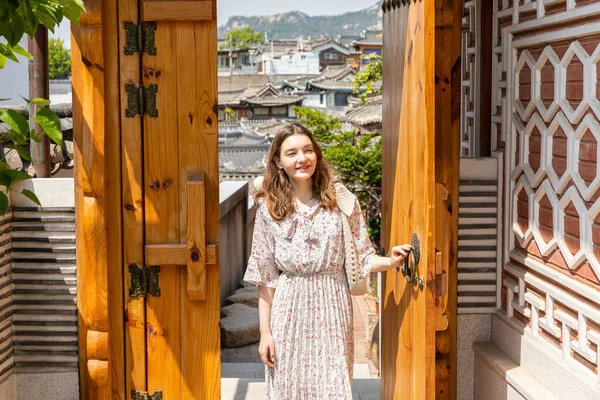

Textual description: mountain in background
[218,1,383,40]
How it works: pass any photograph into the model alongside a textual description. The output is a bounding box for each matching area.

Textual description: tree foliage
[352,53,382,104]
[294,106,382,245]
[0,0,85,68]
[221,27,263,51]
[48,38,70,79]
[0,0,83,213]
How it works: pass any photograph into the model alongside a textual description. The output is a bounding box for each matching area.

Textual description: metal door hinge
[129,263,161,298]
[124,21,157,56]
[125,83,158,118]
[131,390,163,400]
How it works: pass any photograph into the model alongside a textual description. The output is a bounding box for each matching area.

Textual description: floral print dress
[243,194,376,399]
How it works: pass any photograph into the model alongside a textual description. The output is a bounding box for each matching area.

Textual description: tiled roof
[344,95,383,126]
[337,35,361,48]
[245,95,304,106]
[313,65,355,82]
[307,79,354,92]
[219,82,303,107]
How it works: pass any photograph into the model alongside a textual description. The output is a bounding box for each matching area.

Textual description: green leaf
[0,43,18,64]
[30,98,51,107]
[0,109,29,140]
[62,2,83,24]
[4,170,32,182]
[10,43,33,59]
[0,172,13,190]
[34,107,63,146]
[16,146,31,161]
[18,0,39,36]
[21,189,40,206]
[0,192,8,216]
[0,54,6,69]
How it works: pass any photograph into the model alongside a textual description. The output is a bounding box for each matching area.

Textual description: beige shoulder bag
[334,181,368,296]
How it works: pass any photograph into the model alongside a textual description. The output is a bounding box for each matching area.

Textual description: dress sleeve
[243,203,280,288]
[348,197,376,278]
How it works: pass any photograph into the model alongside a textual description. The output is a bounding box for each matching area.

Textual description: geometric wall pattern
[497,1,600,380]
[461,0,481,157]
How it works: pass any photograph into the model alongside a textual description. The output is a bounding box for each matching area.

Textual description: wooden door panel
[381,1,436,399]
[118,0,147,395]
[142,4,220,398]
[175,20,220,399]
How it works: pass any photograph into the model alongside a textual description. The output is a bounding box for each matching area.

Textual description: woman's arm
[369,244,412,273]
[258,286,276,367]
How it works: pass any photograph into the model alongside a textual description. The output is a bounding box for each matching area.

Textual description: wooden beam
[141,1,214,21]
[145,244,219,266]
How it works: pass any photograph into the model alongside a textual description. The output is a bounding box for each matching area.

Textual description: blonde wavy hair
[255,123,337,221]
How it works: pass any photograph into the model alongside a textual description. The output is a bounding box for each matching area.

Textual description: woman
[244,123,411,399]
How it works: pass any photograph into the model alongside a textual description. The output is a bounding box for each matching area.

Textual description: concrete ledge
[457,314,491,400]
[474,341,558,400]
[492,313,600,400]
[11,178,74,208]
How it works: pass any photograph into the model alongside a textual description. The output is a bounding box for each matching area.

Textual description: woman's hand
[259,332,276,367]
[389,244,412,270]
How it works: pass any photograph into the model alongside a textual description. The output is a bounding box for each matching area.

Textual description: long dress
[243,194,376,399]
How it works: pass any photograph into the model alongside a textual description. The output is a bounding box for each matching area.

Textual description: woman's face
[277,133,318,184]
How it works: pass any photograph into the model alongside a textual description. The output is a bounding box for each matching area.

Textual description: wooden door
[119,1,220,399]
[380,1,461,399]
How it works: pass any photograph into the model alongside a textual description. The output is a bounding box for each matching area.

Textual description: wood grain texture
[186,174,207,300]
[143,20,182,399]
[176,14,221,398]
[142,1,214,21]
[118,0,147,394]
[433,1,462,398]
[381,1,436,399]
[102,0,126,397]
[72,0,112,398]
[145,243,218,266]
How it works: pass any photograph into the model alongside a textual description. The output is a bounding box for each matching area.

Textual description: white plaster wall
[0,38,29,105]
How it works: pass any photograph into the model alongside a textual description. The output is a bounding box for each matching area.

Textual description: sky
[51,0,378,48]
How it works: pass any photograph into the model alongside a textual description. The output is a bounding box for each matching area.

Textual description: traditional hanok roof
[249,120,291,137]
[337,35,362,48]
[304,65,356,92]
[306,79,354,92]
[344,94,383,128]
[311,40,350,56]
[219,123,271,172]
[312,64,355,82]
[218,82,303,107]
[352,30,383,47]
[244,95,304,107]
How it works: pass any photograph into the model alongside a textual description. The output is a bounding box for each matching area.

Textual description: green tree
[294,106,382,245]
[352,53,382,104]
[0,0,85,67]
[0,0,84,213]
[48,38,71,79]
[221,27,263,51]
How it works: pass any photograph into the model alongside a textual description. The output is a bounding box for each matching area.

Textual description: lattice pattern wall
[500,2,600,381]
[461,0,481,157]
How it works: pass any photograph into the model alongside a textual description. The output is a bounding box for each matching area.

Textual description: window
[325,53,339,60]
[272,106,287,116]
[253,107,269,115]
[320,94,325,104]
[334,93,348,106]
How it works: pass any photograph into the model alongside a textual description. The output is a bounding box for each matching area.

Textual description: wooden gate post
[72,0,125,398]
